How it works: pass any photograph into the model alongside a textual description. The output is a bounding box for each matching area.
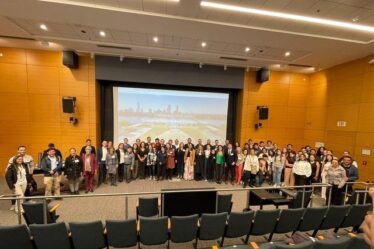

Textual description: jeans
[273,167,282,186]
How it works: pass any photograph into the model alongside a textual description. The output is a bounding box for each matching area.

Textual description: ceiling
[0,0,373,73]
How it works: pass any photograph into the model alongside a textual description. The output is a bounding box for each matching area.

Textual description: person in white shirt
[243,148,259,187]
[293,153,312,186]
[97,140,108,185]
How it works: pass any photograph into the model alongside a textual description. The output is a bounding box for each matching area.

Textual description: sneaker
[9,205,15,211]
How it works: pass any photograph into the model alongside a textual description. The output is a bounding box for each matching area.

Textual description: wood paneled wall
[236,70,310,149]
[0,47,99,175]
[305,55,374,181]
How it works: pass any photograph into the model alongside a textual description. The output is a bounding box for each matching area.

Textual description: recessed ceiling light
[99,31,106,37]
[200,1,374,33]
[245,47,250,52]
[284,51,291,57]
[201,42,207,47]
[153,36,159,43]
[0,52,3,57]
[40,24,48,31]
[352,17,359,22]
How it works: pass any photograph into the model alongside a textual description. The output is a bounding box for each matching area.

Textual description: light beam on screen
[113,87,229,145]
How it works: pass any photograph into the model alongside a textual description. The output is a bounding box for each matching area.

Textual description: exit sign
[337,121,347,127]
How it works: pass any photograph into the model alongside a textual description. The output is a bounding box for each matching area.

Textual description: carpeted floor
[0,177,328,248]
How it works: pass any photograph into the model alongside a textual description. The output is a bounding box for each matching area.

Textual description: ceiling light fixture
[284,51,291,57]
[40,24,48,31]
[245,47,250,52]
[120,55,124,62]
[201,42,207,47]
[200,1,374,33]
[199,62,203,68]
[224,65,227,71]
[90,52,94,59]
[153,36,159,43]
[148,58,152,64]
[99,31,106,37]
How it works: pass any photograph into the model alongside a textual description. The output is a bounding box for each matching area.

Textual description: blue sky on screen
[118,87,229,115]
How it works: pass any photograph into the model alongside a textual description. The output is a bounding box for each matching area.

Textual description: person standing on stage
[292,153,312,186]
[40,148,63,197]
[116,143,126,182]
[194,145,205,181]
[97,140,108,185]
[157,146,167,180]
[175,142,185,179]
[82,146,97,193]
[215,145,225,184]
[224,143,237,185]
[106,147,118,186]
[235,147,245,185]
[138,142,147,179]
[166,143,175,180]
[183,143,195,180]
[64,148,83,194]
[6,156,32,213]
[80,139,96,156]
[147,146,157,180]
[123,146,135,183]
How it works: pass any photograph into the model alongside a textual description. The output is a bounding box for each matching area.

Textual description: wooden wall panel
[0,47,98,175]
[304,54,374,181]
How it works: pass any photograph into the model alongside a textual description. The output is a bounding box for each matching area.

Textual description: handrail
[0,183,332,225]
[343,181,374,205]
[0,183,330,201]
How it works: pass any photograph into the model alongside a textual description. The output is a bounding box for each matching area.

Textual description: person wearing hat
[40,148,63,196]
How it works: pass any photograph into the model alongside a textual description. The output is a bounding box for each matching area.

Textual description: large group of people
[5,137,359,213]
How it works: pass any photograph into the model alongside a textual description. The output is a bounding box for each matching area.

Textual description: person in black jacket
[64,148,83,194]
[80,139,96,156]
[40,148,63,197]
[5,155,32,213]
[156,146,167,181]
[224,143,237,185]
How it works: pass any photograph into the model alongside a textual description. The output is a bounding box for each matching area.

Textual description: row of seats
[221,234,369,249]
[1,204,371,249]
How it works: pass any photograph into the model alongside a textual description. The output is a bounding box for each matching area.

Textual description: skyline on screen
[114,87,229,144]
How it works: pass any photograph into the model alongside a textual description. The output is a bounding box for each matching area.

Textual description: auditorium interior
[0,0,374,249]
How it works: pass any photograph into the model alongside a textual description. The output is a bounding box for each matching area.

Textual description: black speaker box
[62,97,76,113]
[63,51,79,69]
[258,106,269,120]
[256,68,269,83]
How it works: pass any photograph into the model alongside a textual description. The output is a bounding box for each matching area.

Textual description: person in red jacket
[81,146,97,193]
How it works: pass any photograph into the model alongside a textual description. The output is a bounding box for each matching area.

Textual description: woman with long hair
[6,155,31,213]
[106,147,118,186]
[235,147,245,184]
[116,143,125,182]
[175,142,185,179]
[183,143,195,180]
[215,145,225,184]
[166,143,175,180]
[284,151,296,186]
[137,142,147,179]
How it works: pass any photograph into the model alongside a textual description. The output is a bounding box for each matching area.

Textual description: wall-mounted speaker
[256,68,269,83]
[257,106,269,120]
[63,51,79,69]
[62,97,76,113]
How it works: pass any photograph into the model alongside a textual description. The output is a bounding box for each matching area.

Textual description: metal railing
[0,183,333,225]
[343,181,374,205]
